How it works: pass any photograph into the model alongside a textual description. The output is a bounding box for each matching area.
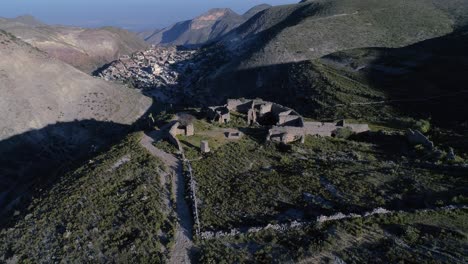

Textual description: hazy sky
[1,0,298,30]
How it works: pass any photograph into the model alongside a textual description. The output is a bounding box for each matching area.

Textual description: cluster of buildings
[165,98,370,154]
[97,46,196,89]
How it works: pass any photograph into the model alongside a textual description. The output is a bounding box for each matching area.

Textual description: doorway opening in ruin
[258,112,277,126]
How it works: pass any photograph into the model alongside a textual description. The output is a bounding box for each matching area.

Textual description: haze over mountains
[0,16,148,73]
[142,4,272,47]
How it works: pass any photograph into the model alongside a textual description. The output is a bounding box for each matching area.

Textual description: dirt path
[332,90,468,107]
[140,131,194,263]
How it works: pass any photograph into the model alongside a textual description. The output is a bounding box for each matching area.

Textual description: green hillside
[193,0,468,125]
[0,133,174,263]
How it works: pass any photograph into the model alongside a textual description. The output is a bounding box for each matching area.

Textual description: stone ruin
[207,105,231,124]
[169,121,194,137]
[207,98,370,144]
[225,131,243,139]
[226,99,304,127]
[201,141,211,153]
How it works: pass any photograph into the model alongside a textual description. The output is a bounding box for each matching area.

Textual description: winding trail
[140,130,193,263]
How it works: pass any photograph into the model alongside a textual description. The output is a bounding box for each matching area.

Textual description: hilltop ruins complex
[208,99,370,144]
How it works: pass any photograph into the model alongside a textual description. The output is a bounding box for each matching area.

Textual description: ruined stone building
[169,122,194,137]
[207,106,231,124]
[226,99,304,127]
[207,98,369,144]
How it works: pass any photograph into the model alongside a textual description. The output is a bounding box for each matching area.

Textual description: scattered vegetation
[197,208,468,263]
[153,139,179,155]
[0,133,174,263]
[189,132,467,231]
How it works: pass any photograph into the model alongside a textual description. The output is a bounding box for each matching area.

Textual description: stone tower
[201,141,211,153]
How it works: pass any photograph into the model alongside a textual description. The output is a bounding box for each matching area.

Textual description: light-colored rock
[406,129,434,149]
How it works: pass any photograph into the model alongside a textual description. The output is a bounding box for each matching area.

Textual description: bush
[413,119,431,133]
[334,127,354,139]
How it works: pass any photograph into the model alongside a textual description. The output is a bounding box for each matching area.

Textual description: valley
[1,0,467,263]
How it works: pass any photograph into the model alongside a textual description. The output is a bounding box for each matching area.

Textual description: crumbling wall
[226,99,244,111]
[169,121,194,136]
[169,122,184,136]
[226,99,254,113]
[268,126,305,143]
[278,115,303,126]
[257,103,273,115]
[303,122,338,137]
[303,121,370,137]
[207,106,230,124]
[346,124,370,134]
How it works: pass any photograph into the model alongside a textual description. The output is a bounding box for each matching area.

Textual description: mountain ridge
[0,16,148,73]
[143,4,272,47]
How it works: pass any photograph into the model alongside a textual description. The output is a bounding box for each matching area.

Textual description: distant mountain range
[141,4,271,47]
[0,16,148,73]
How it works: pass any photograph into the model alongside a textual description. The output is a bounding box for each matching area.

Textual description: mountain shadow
[0,95,160,228]
[194,25,468,133]
[0,120,129,226]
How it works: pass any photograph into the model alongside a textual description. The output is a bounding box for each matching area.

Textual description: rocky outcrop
[406,129,434,149]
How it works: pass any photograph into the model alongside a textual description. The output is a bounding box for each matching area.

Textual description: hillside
[0,30,152,220]
[0,134,175,263]
[0,30,151,141]
[0,16,148,73]
[221,0,466,69]
[242,4,272,20]
[143,5,271,47]
[191,0,468,119]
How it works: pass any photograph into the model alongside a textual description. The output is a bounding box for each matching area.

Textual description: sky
[0,0,298,30]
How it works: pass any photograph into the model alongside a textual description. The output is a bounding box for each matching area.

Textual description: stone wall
[278,115,303,126]
[268,121,370,143]
[302,121,370,137]
[169,122,194,137]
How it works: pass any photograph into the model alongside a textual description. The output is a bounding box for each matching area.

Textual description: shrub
[413,119,431,133]
[334,127,354,139]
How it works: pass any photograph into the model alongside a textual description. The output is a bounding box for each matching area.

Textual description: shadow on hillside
[160,21,191,44]
[0,98,161,228]
[361,25,468,128]
[0,120,129,227]
[193,2,321,105]
[199,25,468,132]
